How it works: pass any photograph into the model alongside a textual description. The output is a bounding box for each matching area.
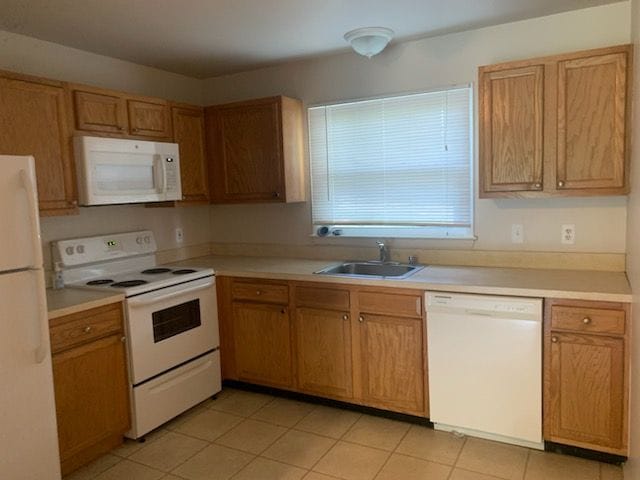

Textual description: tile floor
[66,388,624,480]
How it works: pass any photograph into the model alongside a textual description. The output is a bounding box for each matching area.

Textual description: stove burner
[111,280,148,288]
[87,279,114,285]
[172,269,197,275]
[141,268,172,274]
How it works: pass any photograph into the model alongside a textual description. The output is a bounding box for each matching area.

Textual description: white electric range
[53,230,221,439]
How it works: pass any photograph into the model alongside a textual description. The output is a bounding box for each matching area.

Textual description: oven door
[125,276,218,384]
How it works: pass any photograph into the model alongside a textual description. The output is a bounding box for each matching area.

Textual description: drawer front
[295,285,350,310]
[358,291,422,318]
[232,281,289,304]
[551,305,625,335]
[50,303,123,353]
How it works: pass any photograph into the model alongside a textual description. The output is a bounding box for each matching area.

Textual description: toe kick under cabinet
[216,277,428,417]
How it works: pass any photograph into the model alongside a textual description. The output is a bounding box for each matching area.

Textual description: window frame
[307,84,476,240]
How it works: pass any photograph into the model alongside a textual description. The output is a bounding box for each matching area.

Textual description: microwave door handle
[154,155,166,194]
[127,280,214,307]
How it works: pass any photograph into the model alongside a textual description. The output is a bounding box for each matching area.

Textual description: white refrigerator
[0,155,62,479]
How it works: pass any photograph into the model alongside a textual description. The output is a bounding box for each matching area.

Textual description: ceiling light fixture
[344,27,394,58]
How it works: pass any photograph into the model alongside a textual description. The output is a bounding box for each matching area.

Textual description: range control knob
[136,237,144,245]
[144,236,151,244]
[76,245,85,254]
[65,246,74,255]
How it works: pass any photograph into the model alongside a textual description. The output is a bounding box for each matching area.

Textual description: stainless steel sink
[314,261,424,279]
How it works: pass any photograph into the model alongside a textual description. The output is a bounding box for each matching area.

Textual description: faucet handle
[408,255,418,265]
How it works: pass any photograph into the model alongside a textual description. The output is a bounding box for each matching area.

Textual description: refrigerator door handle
[19,169,43,267]
[34,271,49,363]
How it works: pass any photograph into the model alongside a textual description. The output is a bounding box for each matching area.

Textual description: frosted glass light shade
[344,27,394,58]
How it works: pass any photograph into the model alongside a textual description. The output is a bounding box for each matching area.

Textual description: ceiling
[0,0,622,78]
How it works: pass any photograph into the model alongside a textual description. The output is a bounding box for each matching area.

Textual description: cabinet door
[72,89,128,134]
[546,332,625,452]
[208,99,284,202]
[479,65,544,195]
[0,75,76,214]
[128,99,172,138]
[556,52,628,192]
[358,314,425,415]
[295,307,352,399]
[172,106,209,203]
[232,302,293,388]
[52,334,130,465]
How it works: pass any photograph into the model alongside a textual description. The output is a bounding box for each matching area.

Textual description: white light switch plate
[511,224,524,244]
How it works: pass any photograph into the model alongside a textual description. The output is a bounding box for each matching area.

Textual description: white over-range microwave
[74,135,182,206]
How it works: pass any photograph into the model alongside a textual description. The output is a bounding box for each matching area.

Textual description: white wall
[625,0,640,477]
[0,30,210,267]
[204,3,630,254]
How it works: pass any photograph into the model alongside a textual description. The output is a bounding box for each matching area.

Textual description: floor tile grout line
[521,448,531,480]
[446,435,468,480]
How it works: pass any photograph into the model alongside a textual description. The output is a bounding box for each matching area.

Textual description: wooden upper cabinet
[556,52,628,192]
[479,44,632,198]
[0,72,77,215]
[70,84,172,140]
[480,65,544,193]
[171,105,209,203]
[128,98,171,139]
[205,96,306,204]
[72,88,128,134]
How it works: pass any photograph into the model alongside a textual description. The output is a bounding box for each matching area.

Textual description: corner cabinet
[0,71,77,215]
[49,302,130,475]
[171,104,209,203]
[479,44,632,198]
[544,299,629,456]
[205,96,306,204]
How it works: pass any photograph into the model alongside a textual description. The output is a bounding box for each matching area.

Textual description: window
[308,86,473,239]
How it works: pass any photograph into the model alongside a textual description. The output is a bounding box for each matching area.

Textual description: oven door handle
[127,280,214,307]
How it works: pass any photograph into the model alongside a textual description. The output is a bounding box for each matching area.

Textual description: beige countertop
[170,255,633,303]
[47,288,124,320]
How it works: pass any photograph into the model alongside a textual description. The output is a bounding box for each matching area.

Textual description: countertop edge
[212,269,633,303]
[47,292,125,320]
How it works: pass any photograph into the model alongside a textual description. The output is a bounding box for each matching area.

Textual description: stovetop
[69,264,214,297]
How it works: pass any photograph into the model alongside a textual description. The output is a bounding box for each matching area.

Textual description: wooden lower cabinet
[544,299,629,456]
[218,278,427,417]
[50,303,130,475]
[295,307,353,399]
[358,313,425,415]
[232,301,294,388]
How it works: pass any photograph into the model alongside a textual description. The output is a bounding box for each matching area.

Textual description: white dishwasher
[426,291,543,449]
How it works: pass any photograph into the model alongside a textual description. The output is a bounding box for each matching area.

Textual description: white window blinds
[308,86,473,239]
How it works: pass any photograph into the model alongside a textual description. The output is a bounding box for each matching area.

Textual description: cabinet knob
[256,290,262,295]
[121,336,126,343]
[342,314,349,321]
[117,126,125,131]
[132,127,139,132]
[558,180,565,188]
[534,183,541,188]
[551,336,559,343]
[281,308,286,314]
[84,326,92,333]
[273,192,281,198]
[358,315,364,323]
[582,317,592,324]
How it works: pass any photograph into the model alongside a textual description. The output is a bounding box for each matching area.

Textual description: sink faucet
[376,241,390,263]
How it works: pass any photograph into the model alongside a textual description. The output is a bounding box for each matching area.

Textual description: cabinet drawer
[50,303,123,353]
[358,291,422,318]
[551,305,625,335]
[232,281,289,304]
[295,286,350,310]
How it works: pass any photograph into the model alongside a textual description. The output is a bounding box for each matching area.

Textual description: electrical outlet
[175,227,184,243]
[511,224,524,244]
[561,224,575,245]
